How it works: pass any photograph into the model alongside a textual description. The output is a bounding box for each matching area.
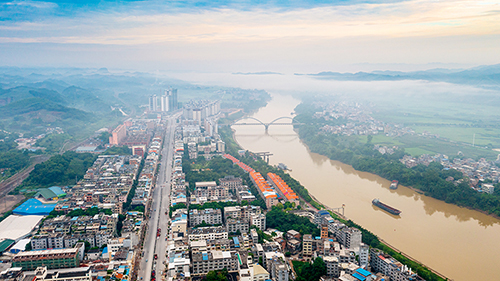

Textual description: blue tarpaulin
[13,199,56,216]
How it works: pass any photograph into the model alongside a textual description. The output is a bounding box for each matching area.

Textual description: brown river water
[233,93,500,281]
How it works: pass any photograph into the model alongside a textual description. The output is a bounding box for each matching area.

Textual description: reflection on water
[234,93,500,281]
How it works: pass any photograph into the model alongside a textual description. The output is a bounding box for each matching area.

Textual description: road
[138,115,178,281]
[0,154,50,198]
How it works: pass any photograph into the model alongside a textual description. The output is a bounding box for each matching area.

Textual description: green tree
[293,258,327,281]
[205,269,229,281]
[98,131,112,144]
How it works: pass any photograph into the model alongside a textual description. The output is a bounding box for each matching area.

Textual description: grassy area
[395,134,499,160]
[411,126,500,147]
[362,85,500,159]
[404,147,436,156]
[357,135,403,146]
[358,131,498,159]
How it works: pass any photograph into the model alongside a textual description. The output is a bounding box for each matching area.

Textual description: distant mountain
[0,97,86,117]
[0,86,65,105]
[0,67,272,137]
[61,86,110,113]
[300,64,500,86]
[233,71,283,75]
[27,79,71,93]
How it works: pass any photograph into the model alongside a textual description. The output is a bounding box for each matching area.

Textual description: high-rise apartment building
[149,88,178,112]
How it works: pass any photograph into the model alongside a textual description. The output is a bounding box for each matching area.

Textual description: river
[232,93,500,281]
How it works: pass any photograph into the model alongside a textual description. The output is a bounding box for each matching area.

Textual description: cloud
[0,0,499,70]
[2,0,57,8]
[1,0,499,45]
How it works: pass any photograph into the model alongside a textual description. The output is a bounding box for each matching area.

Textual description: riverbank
[222,123,449,281]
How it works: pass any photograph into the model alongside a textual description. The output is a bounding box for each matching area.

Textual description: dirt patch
[0,195,25,215]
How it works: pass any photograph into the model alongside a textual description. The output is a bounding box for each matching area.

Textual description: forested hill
[17,151,97,191]
[301,63,500,87]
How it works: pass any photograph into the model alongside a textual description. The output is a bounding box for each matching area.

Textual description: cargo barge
[390,180,399,190]
[372,199,401,215]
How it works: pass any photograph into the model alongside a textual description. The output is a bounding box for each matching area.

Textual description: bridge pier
[254,152,273,164]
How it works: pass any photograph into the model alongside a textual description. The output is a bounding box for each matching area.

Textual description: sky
[1,0,499,72]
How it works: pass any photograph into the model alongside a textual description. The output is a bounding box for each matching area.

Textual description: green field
[353,84,500,159]
[357,133,499,159]
[403,147,435,156]
[410,126,500,147]
[397,135,498,159]
[357,135,403,146]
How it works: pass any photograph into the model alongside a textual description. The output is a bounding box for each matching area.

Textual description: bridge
[231,116,304,131]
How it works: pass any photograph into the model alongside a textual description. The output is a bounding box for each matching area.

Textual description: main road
[138,114,178,280]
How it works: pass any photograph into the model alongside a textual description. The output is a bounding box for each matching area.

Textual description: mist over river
[168,73,500,281]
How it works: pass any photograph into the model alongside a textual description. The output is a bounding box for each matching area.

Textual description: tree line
[13,151,97,193]
[183,156,267,210]
[296,109,500,217]
[0,137,33,175]
[292,258,327,281]
[266,206,320,237]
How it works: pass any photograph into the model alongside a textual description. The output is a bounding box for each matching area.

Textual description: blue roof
[48,186,66,196]
[352,272,366,281]
[318,210,329,215]
[233,237,240,245]
[202,252,208,261]
[13,198,56,216]
[315,236,321,240]
[102,247,108,253]
[355,268,371,277]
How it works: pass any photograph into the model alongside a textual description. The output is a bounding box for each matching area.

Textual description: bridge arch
[236,116,266,126]
[267,116,295,126]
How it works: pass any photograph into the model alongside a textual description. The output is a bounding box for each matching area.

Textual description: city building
[109,124,127,145]
[251,213,266,231]
[149,89,178,112]
[249,171,278,209]
[323,256,340,277]
[191,250,238,276]
[250,229,259,244]
[336,227,362,252]
[302,234,313,256]
[12,244,84,270]
[226,218,249,234]
[250,264,270,281]
[30,233,65,250]
[370,248,424,281]
[188,226,228,241]
[219,176,243,191]
[21,266,92,281]
[267,173,299,205]
[270,256,289,281]
[189,208,222,227]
